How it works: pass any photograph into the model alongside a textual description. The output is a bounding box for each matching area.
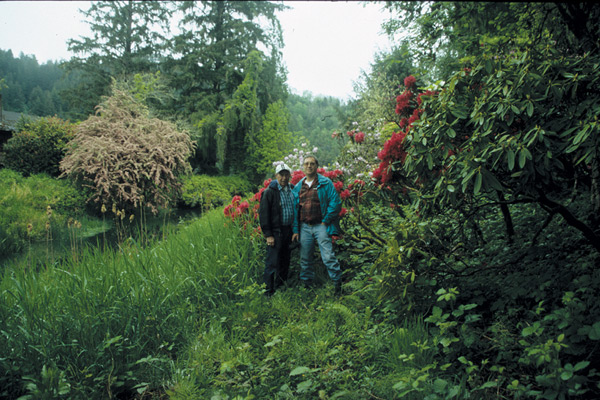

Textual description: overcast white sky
[0,1,396,100]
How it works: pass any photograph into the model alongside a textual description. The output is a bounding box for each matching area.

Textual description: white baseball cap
[275,163,291,174]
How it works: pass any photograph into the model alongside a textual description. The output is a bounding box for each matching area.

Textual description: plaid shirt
[299,180,322,224]
[278,183,294,226]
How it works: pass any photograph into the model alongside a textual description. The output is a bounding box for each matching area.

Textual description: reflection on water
[1,208,204,267]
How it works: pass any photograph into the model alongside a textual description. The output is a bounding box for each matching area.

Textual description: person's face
[303,158,318,177]
[276,170,290,187]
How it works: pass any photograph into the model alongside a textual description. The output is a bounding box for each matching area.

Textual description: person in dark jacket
[259,163,298,296]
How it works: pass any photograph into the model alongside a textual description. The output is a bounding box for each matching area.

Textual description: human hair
[303,155,319,167]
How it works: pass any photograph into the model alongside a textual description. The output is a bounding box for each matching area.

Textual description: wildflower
[101,204,107,213]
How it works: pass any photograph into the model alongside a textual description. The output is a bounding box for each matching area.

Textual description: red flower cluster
[404,75,417,88]
[224,195,251,221]
[354,131,365,143]
[373,76,438,185]
[291,170,305,185]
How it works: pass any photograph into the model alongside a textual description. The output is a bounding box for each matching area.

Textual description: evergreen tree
[63,1,173,119]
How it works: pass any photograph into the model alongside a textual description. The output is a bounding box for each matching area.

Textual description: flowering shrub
[372,75,438,186]
[281,142,319,171]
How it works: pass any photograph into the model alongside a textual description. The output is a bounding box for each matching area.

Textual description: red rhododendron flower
[404,75,417,88]
[346,130,354,137]
[354,131,365,143]
[340,189,351,200]
[334,181,344,192]
[231,195,241,206]
[339,208,348,217]
[291,170,305,185]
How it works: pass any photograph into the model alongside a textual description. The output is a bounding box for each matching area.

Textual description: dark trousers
[264,225,293,295]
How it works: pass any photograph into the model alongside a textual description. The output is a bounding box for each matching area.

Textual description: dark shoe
[334,281,342,296]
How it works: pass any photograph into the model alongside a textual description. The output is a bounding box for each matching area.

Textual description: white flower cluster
[272,142,319,171]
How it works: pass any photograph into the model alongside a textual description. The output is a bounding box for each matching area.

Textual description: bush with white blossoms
[276,142,320,171]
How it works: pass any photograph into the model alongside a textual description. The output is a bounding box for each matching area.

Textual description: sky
[0,1,396,100]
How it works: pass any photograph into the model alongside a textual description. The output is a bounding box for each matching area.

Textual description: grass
[0,207,439,399]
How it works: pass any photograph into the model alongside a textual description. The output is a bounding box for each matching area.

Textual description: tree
[168,1,287,118]
[217,50,263,177]
[349,43,416,133]
[247,99,294,180]
[382,2,600,81]
[64,1,173,118]
[60,85,194,215]
[373,47,600,252]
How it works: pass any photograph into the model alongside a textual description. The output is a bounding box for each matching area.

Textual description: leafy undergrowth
[1,199,599,399]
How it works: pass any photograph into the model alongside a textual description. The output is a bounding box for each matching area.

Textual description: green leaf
[451,107,468,119]
[482,170,503,191]
[290,366,310,376]
[433,378,448,393]
[507,149,515,170]
[561,370,573,381]
[447,127,456,138]
[518,149,527,168]
[574,361,590,371]
[474,171,482,194]
[296,379,313,393]
[485,59,493,74]
[526,101,534,117]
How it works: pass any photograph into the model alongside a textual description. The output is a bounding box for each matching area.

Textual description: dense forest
[1,1,600,399]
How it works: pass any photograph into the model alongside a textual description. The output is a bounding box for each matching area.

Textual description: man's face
[276,170,291,187]
[303,158,317,177]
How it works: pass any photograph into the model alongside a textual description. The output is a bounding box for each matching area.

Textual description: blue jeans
[299,223,341,283]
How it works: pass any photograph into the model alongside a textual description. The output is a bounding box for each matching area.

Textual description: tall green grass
[1,205,438,399]
[0,209,263,399]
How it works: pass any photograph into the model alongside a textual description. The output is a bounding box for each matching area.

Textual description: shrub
[60,87,195,215]
[3,116,76,177]
[179,174,255,210]
[0,169,86,259]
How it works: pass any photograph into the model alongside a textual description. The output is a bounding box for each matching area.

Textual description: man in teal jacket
[292,155,342,294]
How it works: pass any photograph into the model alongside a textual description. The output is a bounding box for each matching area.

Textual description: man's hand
[266,236,275,246]
[292,233,299,242]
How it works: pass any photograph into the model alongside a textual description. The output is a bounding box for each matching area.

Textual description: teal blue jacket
[292,173,342,236]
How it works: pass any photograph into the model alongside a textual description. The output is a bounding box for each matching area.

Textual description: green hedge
[3,117,76,177]
[179,174,256,209]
